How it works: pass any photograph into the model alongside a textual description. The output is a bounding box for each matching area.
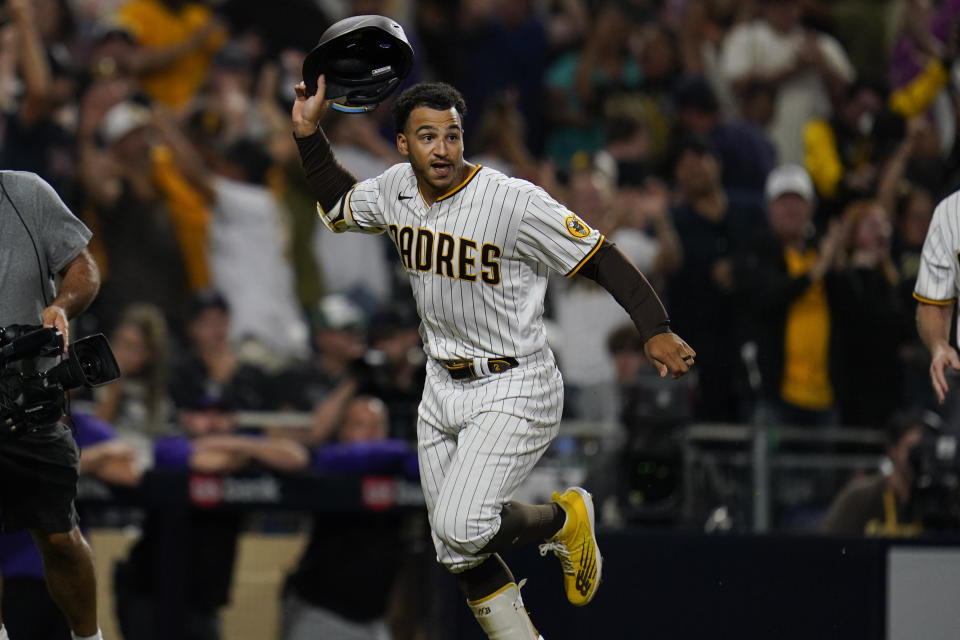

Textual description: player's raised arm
[292,75,359,229]
[577,238,696,378]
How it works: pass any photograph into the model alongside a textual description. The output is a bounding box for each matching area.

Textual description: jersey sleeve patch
[564,214,592,238]
[515,186,605,275]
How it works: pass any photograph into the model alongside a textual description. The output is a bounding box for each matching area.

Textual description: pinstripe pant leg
[430,411,559,572]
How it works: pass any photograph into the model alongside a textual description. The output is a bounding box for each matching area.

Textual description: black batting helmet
[302,15,414,114]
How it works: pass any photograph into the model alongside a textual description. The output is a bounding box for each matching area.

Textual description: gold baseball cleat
[539,487,602,606]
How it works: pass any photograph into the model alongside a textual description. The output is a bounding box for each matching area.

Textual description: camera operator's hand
[42,305,69,351]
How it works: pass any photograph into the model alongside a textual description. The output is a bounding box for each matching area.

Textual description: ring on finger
[681,355,694,362]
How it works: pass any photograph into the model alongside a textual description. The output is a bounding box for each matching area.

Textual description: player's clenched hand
[644,332,696,379]
[292,75,333,138]
[930,342,960,404]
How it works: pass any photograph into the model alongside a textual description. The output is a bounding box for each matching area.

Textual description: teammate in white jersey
[292,77,695,639]
[915,189,960,404]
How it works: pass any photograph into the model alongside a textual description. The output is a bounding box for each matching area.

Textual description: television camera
[0,324,119,435]
[910,429,960,531]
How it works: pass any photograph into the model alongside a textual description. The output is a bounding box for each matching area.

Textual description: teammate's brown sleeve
[578,238,671,342]
[294,129,358,213]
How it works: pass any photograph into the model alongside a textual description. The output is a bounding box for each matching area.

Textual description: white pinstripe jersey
[915,189,960,311]
[329,163,604,360]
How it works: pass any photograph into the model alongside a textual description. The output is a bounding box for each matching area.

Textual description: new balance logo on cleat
[575,544,597,596]
[539,487,602,606]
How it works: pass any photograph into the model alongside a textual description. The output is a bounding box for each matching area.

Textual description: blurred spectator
[630,21,683,165]
[820,409,932,535]
[0,412,140,640]
[455,0,549,154]
[892,183,938,409]
[114,388,308,640]
[673,75,776,198]
[607,323,693,437]
[110,0,227,112]
[802,78,945,219]
[544,1,642,167]
[889,0,960,153]
[720,0,855,164]
[282,395,419,640]
[365,306,425,443]
[169,289,274,411]
[0,0,83,205]
[193,49,331,322]
[831,200,906,427]
[270,294,371,447]
[80,99,209,334]
[91,303,172,468]
[86,15,139,81]
[552,167,681,422]
[678,0,745,118]
[611,176,684,290]
[737,77,778,130]
[593,114,652,191]
[893,185,936,302]
[215,0,327,58]
[180,130,310,364]
[412,0,458,84]
[543,0,590,54]
[667,136,762,421]
[201,36,270,145]
[471,90,538,180]
[736,165,846,426]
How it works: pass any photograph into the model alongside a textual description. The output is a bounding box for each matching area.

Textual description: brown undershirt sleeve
[294,129,358,213]
[577,238,671,343]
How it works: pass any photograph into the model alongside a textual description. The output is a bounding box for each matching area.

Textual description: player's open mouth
[431,162,452,178]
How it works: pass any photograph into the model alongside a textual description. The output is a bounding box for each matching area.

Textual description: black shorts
[0,422,79,533]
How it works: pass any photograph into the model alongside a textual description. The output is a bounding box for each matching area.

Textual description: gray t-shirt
[0,170,91,327]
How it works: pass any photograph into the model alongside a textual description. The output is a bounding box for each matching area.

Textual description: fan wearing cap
[666,136,763,423]
[267,294,372,447]
[736,164,847,426]
[113,381,309,640]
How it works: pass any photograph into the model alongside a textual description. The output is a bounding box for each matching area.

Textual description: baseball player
[915,189,960,404]
[292,77,695,639]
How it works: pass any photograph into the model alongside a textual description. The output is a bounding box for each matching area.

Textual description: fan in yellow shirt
[112,0,227,111]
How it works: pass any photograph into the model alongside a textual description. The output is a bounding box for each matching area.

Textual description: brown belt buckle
[442,359,475,380]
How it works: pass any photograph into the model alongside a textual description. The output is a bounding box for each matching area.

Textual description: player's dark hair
[392,82,467,134]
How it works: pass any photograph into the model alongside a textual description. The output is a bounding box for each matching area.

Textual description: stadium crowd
[2,0,960,637]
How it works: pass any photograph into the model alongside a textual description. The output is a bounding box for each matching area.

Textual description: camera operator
[0,170,103,640]
[820,410,930,537]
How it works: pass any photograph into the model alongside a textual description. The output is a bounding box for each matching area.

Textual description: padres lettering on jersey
[386,225,502,285]
[915,189,960,307]
[320,163,603,360]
